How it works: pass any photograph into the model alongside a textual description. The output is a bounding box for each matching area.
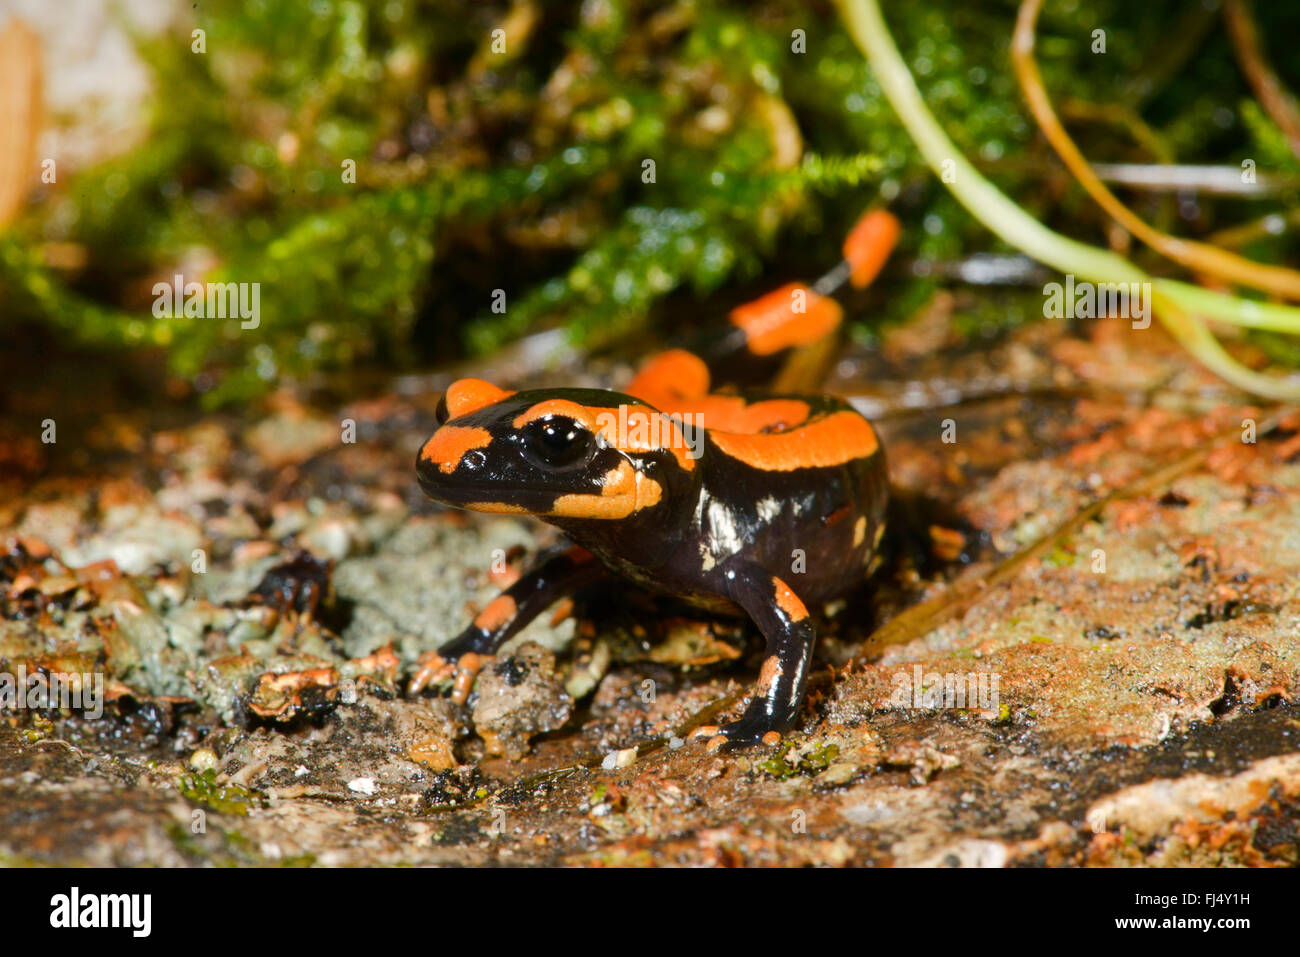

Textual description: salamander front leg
[715,565,817,749]
[410,545,603,695]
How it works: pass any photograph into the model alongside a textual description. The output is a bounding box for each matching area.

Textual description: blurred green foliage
[2,0,1298,404]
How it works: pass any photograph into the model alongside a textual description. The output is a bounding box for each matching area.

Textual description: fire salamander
[416,209,900,748]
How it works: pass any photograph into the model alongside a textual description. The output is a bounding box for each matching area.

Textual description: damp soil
[3,307,1300,866]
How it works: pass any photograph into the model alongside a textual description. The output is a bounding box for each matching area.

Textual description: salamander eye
[435,394,450,426]
[523,416,594,469]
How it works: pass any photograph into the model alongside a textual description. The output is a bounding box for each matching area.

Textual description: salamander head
[417,378,700,520]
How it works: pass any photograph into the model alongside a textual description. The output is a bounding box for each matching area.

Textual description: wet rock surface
[3,311,1299,866]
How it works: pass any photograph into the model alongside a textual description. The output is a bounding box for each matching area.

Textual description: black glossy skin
[417,386,888,748]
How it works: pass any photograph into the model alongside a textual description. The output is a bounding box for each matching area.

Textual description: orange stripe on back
[626,349,711,408]
[657,395,812,434]
[709,409,878,471]
[729,283,843,356]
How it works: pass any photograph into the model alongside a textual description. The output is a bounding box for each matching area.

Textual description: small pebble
[189,748,219,772]
[347,777,377,795]
[338,679,357,705]
[668,736,684,750]
[601,747,637,770]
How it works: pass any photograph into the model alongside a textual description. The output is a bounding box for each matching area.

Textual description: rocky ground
[3,297,1299,867]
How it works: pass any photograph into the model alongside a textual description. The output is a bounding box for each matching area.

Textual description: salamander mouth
[416,467,560,514]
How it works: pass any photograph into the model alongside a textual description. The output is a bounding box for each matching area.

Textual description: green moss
[178,768,262,815]
[4,0,1298,401]
[166,819,315,866]
[759,741,840,779]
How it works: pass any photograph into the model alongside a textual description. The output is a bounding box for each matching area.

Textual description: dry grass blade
[0,18,42,230]
[1011,0,1300,301]
[1223,0,1300,163]
[837,0,1300,398]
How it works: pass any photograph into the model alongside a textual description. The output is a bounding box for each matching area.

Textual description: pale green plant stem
[835,0,1300,399]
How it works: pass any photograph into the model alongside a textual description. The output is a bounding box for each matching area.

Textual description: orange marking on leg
[421,425,493,474]
[451,652,491,705]
[548,598,575,627]
[409,650,455,695]
[842,209,900,289]
[729,283,843,356]
[473,594,517,632]
[626,349,711,406]
[444,378,515,419]
[756,654,784,696]
[710,410,879,471]
[772,578,809,622]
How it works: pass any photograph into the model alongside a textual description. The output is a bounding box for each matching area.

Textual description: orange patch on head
[421,425,493,474]
[730,283,842,357]
[772,579,809,622]
[512,399,596,431]
[474,594,517,632]
[710,410,879,471]
[549,460,663,518]
[551,455,670,514]
[591,403,697,472]
[842,209,900,289]
[626,349,711,407]
[444,378,514,419]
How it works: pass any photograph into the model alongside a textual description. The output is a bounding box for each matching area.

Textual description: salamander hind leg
[713,565,817,750]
